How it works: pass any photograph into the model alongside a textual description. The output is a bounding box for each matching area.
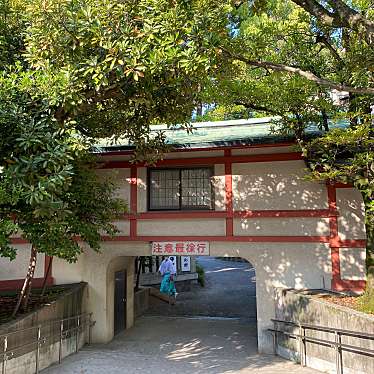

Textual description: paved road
[43,316,320,374]
[146,257,257,320]
[43,258,322,373]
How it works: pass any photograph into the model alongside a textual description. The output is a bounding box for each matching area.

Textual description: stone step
[149,287,175,305]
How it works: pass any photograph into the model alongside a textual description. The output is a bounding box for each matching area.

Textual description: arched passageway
[145,256,257,324]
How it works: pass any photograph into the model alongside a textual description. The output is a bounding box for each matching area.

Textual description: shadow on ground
[43,316,319,374]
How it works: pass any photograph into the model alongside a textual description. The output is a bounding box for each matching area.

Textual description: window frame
[147,166,215,211]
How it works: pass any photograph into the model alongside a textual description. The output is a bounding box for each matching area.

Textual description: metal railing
[0,312,95,374]
[268,319,374,374]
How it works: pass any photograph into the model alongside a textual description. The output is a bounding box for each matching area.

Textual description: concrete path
[146,257,257,320]
[43,316,321,374]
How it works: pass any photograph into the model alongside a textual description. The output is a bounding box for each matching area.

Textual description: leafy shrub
[196,264,205,287]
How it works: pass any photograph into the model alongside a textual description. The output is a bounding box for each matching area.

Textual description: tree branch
[233,101,280,115]
[292,0,374,44]
[223,48,374,95]
[292,0,338,26]
[315,33,343,64]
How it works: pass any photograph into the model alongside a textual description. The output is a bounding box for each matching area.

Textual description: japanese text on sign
[151,241,209,256]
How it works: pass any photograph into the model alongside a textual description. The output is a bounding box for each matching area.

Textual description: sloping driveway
[43,315,320,374]
[43,258,321,373]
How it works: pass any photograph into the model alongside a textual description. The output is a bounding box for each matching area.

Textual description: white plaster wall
[232,160,329,210]
[137,167,147,213]
[53,254,86,284]
[0,244,45,280]
[339,247,366,280]
[209,242,332,353]
[51,240,331,354]
[137,218,226,236]
[336,188,366,240]
[213,164,226,211]
[234,217,330,236]
[112,221,130,236]
[53,243,146,343]
[96,168,131,204]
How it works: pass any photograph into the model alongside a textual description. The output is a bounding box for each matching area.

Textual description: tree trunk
[321,110,329,131]
[196,103,203,117]
[40,256,53,298]
[12,245,37,317]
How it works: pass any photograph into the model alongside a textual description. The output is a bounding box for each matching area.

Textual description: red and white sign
[151,241,209,256]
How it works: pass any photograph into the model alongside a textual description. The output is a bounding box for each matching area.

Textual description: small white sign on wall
[168,256,177,274]
[181,256,191,272]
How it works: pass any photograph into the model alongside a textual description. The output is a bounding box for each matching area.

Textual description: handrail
[269,318,374,374]
[0,312,92,338]
[0,312,95,374]
[271,318,374,340]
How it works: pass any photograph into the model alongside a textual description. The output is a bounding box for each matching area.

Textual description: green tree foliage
[0,0,230,313]
[200,0,373,257]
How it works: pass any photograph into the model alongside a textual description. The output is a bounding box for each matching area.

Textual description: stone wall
[134,287,150,318]
[0,283,89,374]
[274,288,374,374]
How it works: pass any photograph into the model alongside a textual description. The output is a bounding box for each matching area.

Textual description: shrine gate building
[0,118,367,353]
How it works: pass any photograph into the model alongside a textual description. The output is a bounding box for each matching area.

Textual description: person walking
[158,256,177,300]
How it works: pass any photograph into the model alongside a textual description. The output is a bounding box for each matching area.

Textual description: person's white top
[169,257,177,275]
[158,258,175,276]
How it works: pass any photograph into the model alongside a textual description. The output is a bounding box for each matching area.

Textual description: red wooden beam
[100,235,330,243]
[134,211,227,219]
[129,166,137,238]
[99,152,303,169]
[234,209,337,218]
[118,209,338,220]
[225,149,233,237]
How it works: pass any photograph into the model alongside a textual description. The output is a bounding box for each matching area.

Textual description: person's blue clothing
[160,272,176,296]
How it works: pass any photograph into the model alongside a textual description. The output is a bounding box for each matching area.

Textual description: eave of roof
[94,117,348,153]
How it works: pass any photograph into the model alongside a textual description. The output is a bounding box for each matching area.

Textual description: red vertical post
[225,149,233,237]
[130,166,137,238]
[327,183,341,289]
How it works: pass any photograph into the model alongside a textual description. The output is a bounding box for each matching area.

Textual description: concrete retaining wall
[134,288,150,318]
[274,288,374,374]
[0,283,88,374]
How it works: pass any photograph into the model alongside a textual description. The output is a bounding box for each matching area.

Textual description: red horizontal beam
[98,142,295,156]
[100,152,303,169]
[119,209,338,220]
[234,209,337,218]
[0,277,54,291]
[134,211,227,219]
[330,239,367,248]
[101,235,330,243]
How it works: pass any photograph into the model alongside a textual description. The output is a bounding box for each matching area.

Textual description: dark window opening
[148,167,213,210]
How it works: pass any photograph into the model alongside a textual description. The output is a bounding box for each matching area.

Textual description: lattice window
[149,169,180,210]
[181,168,212,209]
[148,168,213,210]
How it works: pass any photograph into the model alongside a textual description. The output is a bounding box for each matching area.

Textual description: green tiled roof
[95,117,349,152]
